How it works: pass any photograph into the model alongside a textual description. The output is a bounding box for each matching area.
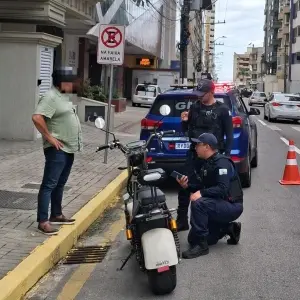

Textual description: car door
[239,96,256,156]
[235,96,253,155]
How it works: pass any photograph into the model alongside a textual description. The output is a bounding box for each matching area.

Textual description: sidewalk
[0,106,147,279]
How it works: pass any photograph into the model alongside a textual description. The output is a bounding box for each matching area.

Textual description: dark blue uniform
[177,95,233,231]
[187,153,243,246]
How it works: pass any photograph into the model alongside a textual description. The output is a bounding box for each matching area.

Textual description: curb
[0,170,128,300]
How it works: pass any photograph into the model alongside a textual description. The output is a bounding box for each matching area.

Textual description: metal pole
[284,40,288,93]
[104,64,113,164]
[180,0,190,83]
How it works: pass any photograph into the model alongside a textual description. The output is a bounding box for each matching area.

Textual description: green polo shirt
[34,87,83,153]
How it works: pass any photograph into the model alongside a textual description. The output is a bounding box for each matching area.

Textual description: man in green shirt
[32,71,83,235]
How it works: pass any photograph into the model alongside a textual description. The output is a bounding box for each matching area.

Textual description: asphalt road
[26,108,300,300]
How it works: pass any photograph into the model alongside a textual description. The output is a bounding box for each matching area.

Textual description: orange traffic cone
[279,140,300,185]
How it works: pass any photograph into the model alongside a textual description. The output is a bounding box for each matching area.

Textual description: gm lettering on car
[175,101,193,110]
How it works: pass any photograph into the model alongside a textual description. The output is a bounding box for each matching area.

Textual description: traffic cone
[279,140,300,185]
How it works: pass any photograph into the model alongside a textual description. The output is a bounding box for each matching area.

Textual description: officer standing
[177,78,233,231]
[177,133,243,259]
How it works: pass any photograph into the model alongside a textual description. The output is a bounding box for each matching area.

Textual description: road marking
[280,137,300,154]
[257,119,266,126]
[292,126,300,132]
[56,208,125,300]
[267,125,281,131]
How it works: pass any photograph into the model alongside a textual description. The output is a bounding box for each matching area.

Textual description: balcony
[278,28,283,39]
[279,11,284,20]
[269,38,280,46]
[0,0,66,26]
[283,5,290,14]
[264,23,267,31]
[283,25,290,35]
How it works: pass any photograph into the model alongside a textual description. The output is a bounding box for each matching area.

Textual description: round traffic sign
[101,26,123,48]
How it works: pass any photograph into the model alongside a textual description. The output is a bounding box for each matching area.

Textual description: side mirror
[159,104,171,116]
[249,107,260,116]
[95,117,106,129]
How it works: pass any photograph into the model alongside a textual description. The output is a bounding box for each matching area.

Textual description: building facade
[233,52,251,88]
[0,0,176,140]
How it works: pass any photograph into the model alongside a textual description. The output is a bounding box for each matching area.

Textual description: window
[149,93,232,117]
[234,96,247,114]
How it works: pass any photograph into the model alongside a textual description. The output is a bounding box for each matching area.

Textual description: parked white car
[248,91,268,106]
[132,84,161,107]
[264,93,300,122]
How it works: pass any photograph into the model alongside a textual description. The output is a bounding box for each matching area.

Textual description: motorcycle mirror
[159,105,171,116]
[95,117,105,129]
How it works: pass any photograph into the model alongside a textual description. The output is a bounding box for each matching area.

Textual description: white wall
[0,42,38,140]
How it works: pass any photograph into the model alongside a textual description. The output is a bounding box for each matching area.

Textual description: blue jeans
[37,147,74,222]
[190,197,243,243]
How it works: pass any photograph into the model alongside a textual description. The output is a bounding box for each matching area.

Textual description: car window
[149,94,232,117]
[276,95,300,102]
[157,87,162,94]
[136,85,156,97]
[233,96,247,114]
[259,92,266,97]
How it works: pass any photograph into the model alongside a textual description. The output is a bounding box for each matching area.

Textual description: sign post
[97,24,125,163]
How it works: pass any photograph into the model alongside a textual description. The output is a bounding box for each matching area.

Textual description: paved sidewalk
[0,106,147,279]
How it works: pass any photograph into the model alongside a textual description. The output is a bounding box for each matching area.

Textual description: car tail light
[231,156,243,162]
[232,116,242,128]
[271,102,282,106]
[168,142,175,150]
[146,156,152,163]
[141,118,162,130]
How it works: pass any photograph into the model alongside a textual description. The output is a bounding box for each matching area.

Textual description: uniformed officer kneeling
[177,133,244,259]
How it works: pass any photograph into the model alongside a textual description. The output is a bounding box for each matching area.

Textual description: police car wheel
[240,155,252,188]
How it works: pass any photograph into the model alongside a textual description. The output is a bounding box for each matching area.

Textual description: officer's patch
[219,168,228,175]
[228,110,232,116]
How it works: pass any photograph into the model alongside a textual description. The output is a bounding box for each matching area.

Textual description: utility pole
[180,0,190,83]
[284,39,288,93]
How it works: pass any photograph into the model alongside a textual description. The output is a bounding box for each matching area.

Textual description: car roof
[161,89,234,97]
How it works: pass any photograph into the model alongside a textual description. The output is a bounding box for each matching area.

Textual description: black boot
[226,222,241,245]
[176,209,189,232]
[182,237,209,259]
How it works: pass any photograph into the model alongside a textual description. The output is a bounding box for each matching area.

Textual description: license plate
[175,143,190,149]
[285,105,295,108]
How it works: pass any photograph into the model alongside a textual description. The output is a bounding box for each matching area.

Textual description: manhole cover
[63,245,111,265]
[0,190,37,210]
[21,183,71,191]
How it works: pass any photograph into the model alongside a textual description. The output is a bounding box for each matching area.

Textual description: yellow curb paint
[56,213,125,300]
[0,170,127,300]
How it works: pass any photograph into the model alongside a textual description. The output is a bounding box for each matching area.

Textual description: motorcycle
[94,104,180,295]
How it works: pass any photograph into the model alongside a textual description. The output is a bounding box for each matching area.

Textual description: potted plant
[111,90,127,113]
[77,79,107,103]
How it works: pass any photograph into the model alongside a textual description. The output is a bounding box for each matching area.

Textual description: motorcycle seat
[137,186,166,206]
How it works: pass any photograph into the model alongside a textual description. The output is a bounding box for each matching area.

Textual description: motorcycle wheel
[147,266,177,295]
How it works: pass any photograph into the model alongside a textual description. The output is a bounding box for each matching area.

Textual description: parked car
[140,87,260,188]
[248,91,267,106]
[264,93,300,122]
[132,83,161,107]
[267,92,282,102]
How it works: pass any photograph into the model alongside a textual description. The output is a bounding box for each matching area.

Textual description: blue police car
[139,85,260,188]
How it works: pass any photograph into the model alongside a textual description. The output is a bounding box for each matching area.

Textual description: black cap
[193,79,215,96]
[191,133,218,149]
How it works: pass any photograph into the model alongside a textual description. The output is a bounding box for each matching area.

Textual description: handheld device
[170,170,184,180]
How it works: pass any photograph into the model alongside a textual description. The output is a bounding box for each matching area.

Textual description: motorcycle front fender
[141,228,179,270]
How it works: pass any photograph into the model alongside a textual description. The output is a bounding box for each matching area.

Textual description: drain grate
[0,190,37,210]
[63,245,111,265]
[21,183,71,191]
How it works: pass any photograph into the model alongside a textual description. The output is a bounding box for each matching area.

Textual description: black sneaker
[227,222,241,245]
[182,237,209,259]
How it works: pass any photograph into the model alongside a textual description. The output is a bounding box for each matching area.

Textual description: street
[25,106,300,300]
